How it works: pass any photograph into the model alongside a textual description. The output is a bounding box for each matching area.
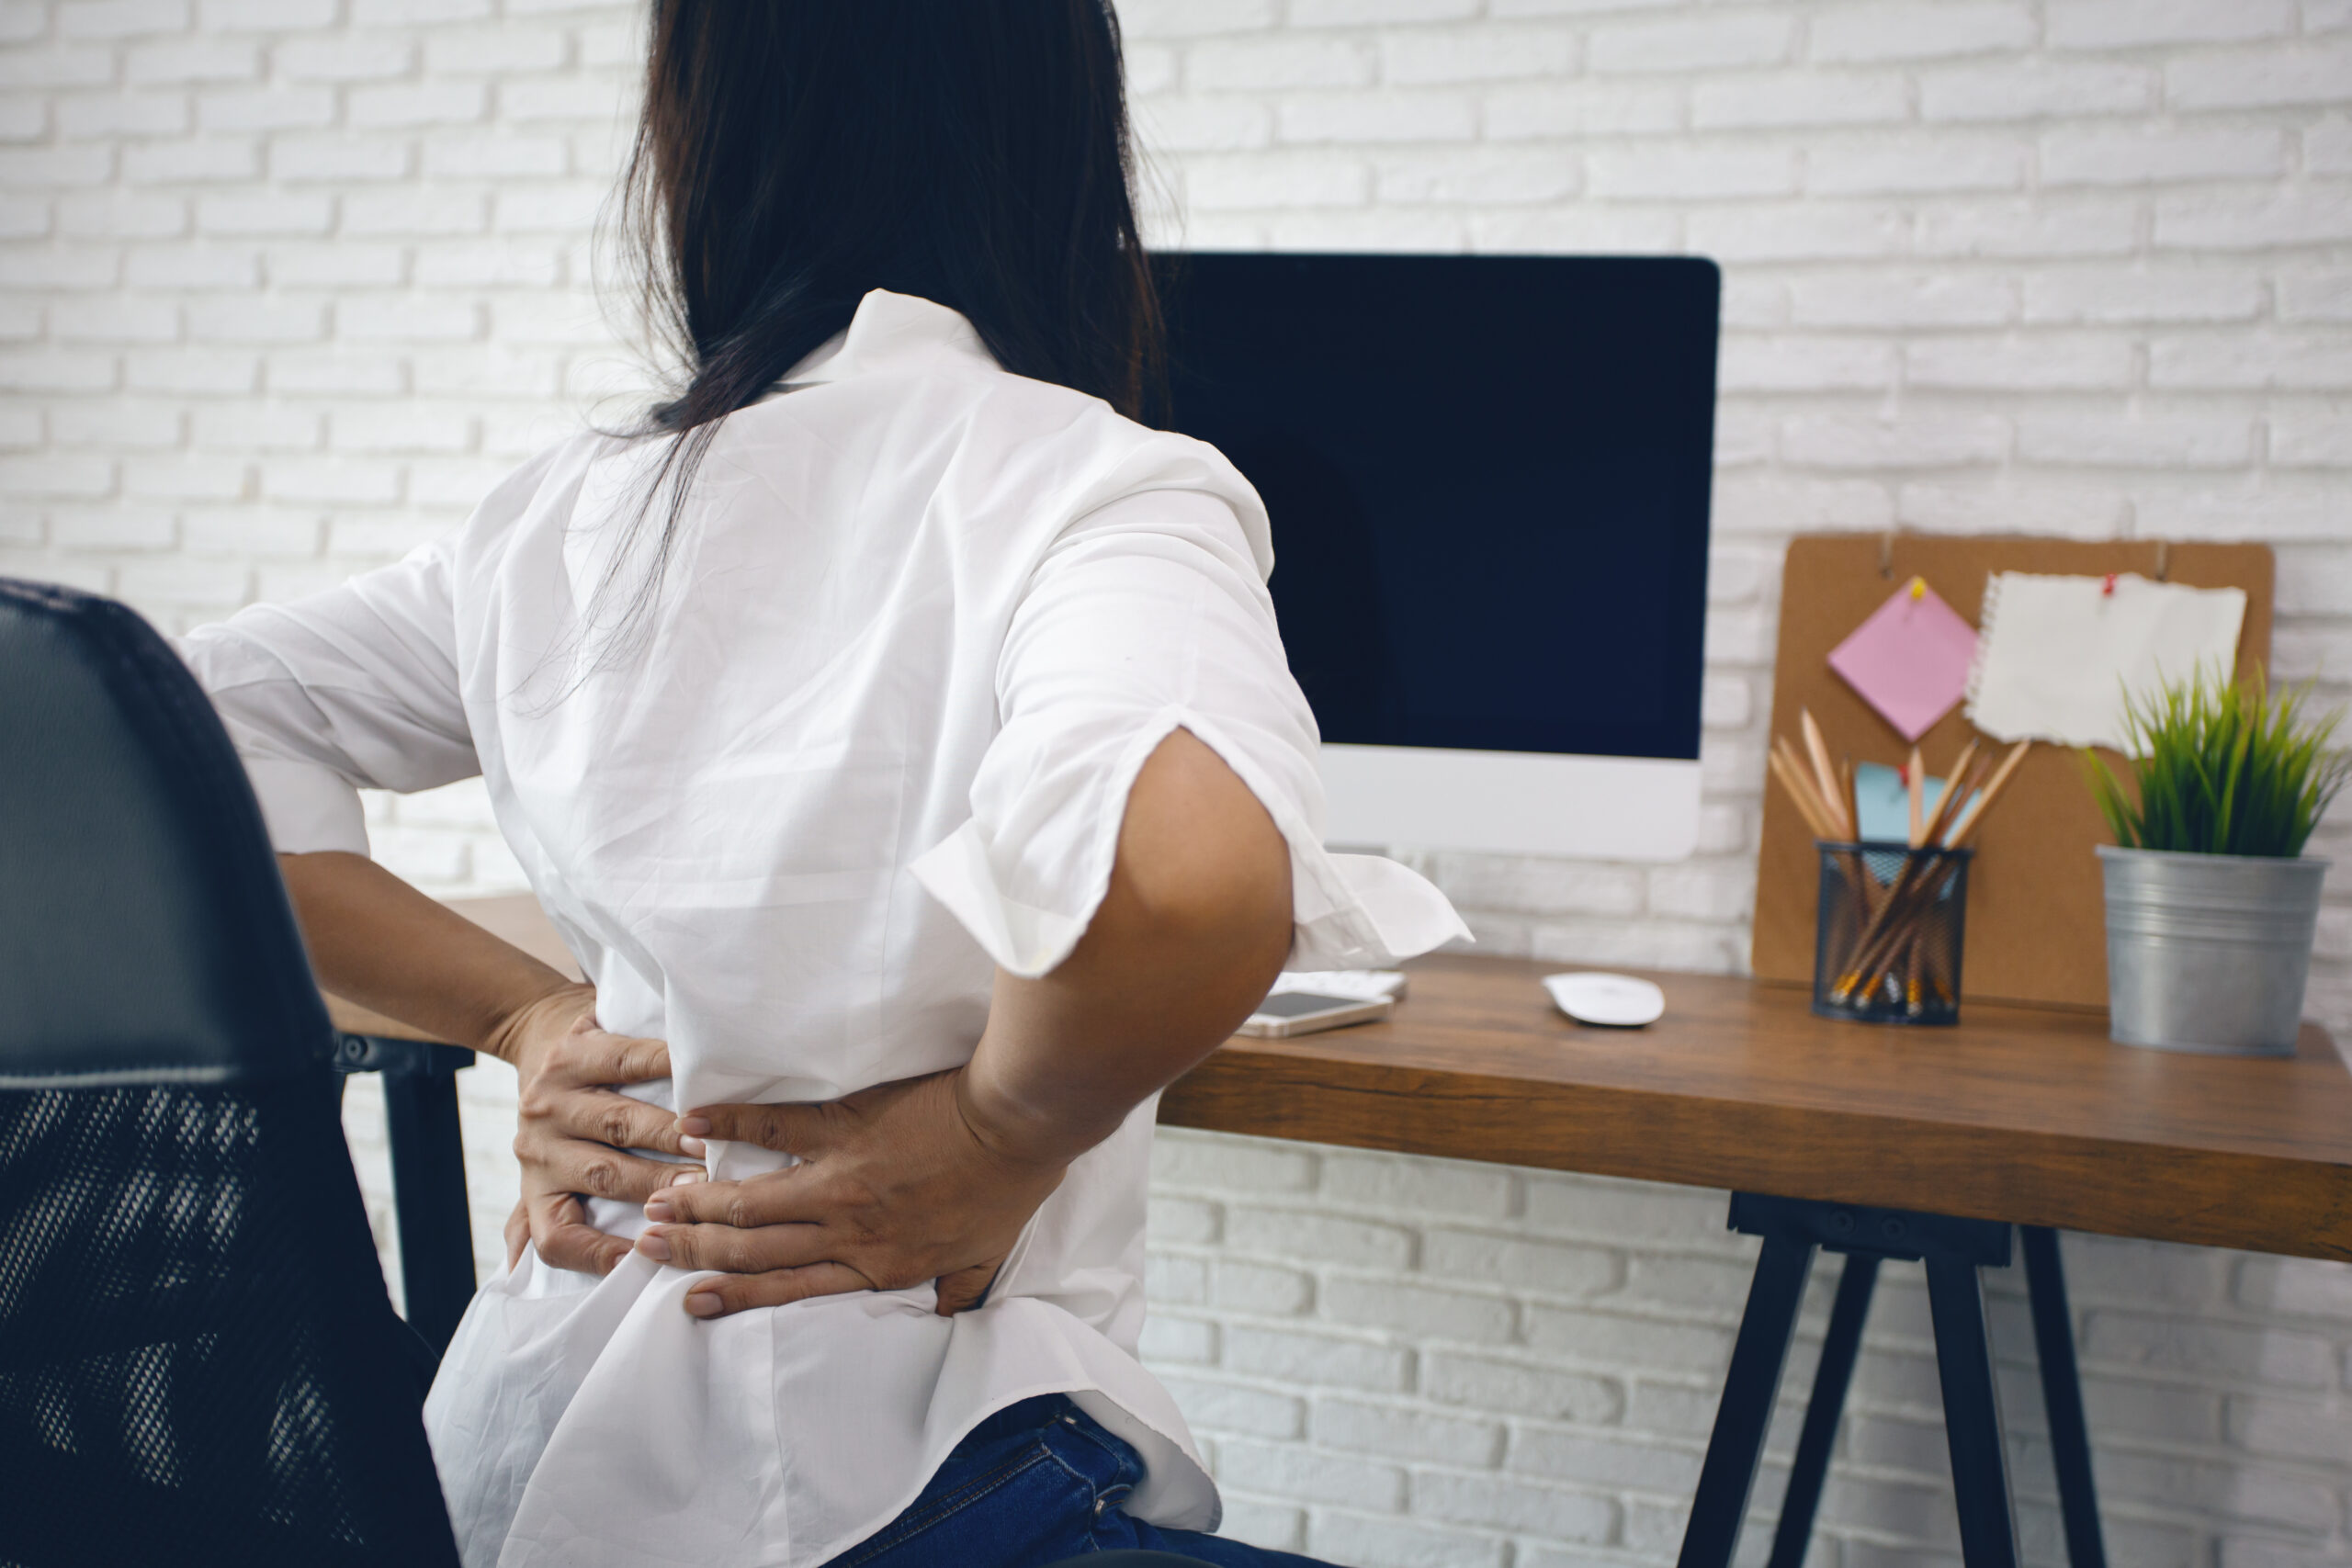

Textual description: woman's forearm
[282,851,693,1275]
[956,729,1294,1166]
[277,850,578,1063]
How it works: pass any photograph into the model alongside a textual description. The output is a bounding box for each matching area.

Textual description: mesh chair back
[0,579,459,1568]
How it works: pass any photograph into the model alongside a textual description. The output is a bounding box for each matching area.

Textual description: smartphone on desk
[1236,990,1395,1039]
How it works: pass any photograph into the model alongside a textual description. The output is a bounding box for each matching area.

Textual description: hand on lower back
[498,985,700,1276]
[633,728,1285,1320]
[633,1067,1068,1318]
[266,851,695,1277]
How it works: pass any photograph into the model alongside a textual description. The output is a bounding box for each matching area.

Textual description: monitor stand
[1320,743,1702,861]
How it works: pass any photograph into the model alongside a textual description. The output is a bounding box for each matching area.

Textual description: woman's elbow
[1150,830,1294,968]
[1112,728,1294,967]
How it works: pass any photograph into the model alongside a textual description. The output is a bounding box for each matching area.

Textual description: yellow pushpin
[1908,575,1927,602]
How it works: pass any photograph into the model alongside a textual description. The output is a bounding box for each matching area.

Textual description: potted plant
[2085,671,2349,1055]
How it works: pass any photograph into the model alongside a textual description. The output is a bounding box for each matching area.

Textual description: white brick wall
[5,2,2349,1562]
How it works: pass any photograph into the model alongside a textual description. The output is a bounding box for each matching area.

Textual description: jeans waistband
[955,1393,1073,1452]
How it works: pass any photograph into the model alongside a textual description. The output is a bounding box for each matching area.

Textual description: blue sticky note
[1854,761,1973,844]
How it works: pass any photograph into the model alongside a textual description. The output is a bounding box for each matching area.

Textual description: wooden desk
[344,896,2352,1265]
[329,895,2352,1568]
[1164,953,2352,1266]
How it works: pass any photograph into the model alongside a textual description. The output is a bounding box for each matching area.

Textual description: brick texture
[4,2,2348,1563]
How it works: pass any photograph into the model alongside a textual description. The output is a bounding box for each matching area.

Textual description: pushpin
[2101,572,2117,597]
[1908,575,1926,602]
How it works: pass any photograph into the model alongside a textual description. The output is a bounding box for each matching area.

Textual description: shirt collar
[777,289,996,389]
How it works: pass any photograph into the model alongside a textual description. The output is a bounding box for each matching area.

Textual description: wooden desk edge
[1158,1053,2352,1265]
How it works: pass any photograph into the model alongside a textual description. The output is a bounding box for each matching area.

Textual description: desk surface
[329,897,2352,1265]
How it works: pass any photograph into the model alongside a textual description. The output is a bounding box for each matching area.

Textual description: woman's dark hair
[590,0,1162,658]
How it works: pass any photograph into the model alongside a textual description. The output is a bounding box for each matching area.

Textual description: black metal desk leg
[1679,1233,1816,1568]
[2021,1226,2107,1568]
[1766,1252,1881,1568]
[382,1066,477,1355]
[1925,1256,2021,1568]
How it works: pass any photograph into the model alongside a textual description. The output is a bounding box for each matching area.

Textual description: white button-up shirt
[180,289,1466,1568]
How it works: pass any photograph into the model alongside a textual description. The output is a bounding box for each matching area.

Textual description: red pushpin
[2101,572,2118,597]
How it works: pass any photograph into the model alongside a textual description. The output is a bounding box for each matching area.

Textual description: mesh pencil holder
[1812,842,1974,1026]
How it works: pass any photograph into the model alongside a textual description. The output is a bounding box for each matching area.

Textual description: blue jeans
[830,1394,1340,1567]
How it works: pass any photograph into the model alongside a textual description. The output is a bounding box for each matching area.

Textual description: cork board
[1753,535,2275,1011]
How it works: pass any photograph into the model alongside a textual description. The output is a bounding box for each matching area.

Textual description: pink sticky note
[1827,581,1979,742]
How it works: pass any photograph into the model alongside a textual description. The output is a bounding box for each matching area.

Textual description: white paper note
[1965,571,2245,755]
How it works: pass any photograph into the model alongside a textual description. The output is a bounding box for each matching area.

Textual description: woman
[181,5,1464,1565]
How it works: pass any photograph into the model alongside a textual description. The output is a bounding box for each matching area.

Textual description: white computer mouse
[1543,971,1667,1029]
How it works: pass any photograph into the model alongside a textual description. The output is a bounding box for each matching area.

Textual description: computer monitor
[1158,253,1720,862]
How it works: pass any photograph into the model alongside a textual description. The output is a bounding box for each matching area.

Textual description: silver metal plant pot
[2097,845,2329,1055]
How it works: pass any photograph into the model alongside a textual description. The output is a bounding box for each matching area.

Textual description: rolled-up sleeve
[176,533,478,857]
[910,486,1468,978]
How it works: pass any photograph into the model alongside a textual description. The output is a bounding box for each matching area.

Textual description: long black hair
[589,0,1163,659]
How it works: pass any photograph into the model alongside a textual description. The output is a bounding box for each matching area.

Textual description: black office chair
[0,579,461,1568]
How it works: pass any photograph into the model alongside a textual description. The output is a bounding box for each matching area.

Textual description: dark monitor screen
[1158,254,1718,762]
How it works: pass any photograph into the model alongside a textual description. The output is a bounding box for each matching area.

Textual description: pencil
[1920,739,1980,850]
[1834,850,1932,1000]
[1943,739,2031,849]
[1837,738,2028,1012]
[1770,744,1838,840]
[1802,710,1850,840]
[1841,757,1860,850]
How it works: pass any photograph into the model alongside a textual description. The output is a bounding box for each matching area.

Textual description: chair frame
[334,1034,478,1354]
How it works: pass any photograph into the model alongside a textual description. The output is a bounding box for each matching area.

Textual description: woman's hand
[268,853,698,1277]
[493,984,704,1276]
[632,1067,1068,1319]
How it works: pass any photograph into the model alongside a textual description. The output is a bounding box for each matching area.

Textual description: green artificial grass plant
[2085,668,2352,858]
